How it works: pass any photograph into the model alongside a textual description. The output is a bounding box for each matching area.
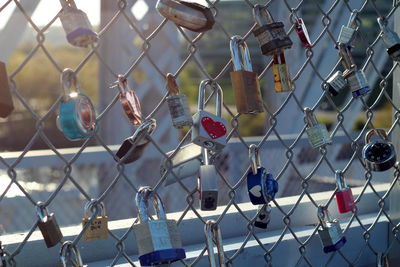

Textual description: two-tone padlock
[304,107,331,148]
[337,11,358,46]
[377,17,400,62]
[192,80,227,152]
[115,118,157,164]
[247,145,278,205]
[198,148,218,211]
[252,4,293,56]
[59,0,98,47]
[272,53,292,92]
[0,62,14,118]
[362,129,396,172]
[60,241,87,267]
[204,220,226,267]
[82,200,108,242]
[254,204,272,229]
[133,186,186,266]
[156,0,215,32]
[57,68,97,141]
[229,36,264,114]
[295,18,312,48]
[317,205,347,253]
[36,202,63,248]
[116,75,142,126]
[334,170,355,214]
[165,73,193,128]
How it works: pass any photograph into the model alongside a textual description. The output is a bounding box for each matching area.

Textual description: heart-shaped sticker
[249,185,262,198]
[201,117,227,139]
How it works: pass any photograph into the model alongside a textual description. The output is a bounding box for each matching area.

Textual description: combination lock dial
[362,129,396,172]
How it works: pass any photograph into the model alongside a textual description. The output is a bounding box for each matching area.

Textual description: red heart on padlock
[201,117,227,139]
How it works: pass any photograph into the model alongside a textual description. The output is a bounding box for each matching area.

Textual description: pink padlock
[335,170,355,213]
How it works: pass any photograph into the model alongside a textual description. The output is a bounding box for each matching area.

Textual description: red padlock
[335,170,355,213]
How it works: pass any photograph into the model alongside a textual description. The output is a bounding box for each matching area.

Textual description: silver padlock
[160,143,202,186]
[192,80,228,152]
[60,241,87,267]
[133,186,186,266]
[304,107,331,148]
[317,205,346,253]
[337,11,358,45]
[377,17,400,61]
[326,71,348,96]
[198,148,218,211]
[204,220,226,267]
[254,204,272,229]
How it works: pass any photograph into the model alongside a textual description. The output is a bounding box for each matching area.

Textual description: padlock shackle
[317,205,332,229]
[253,4,273,26]
[166,73,180,95]
[135,186,167,223]
[303,107,318,127]
[116,75,130,94]
[202,147,211,166]
[204,220,226,267]
[59,0,78,10]
[36,202,50,223]
[335,170,348,191]
[338,44,355,71]
[84,199,106,218]
[229,36,253,72]
[127,118,157,146]
[249,144,261,175]
[365,129,389,144]
[60,241,84,267]
[197,80,223,117]
[347,10,358,29]
[61,68,80,96]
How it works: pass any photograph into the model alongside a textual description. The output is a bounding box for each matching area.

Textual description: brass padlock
[229,35,264,114]
[82,200,108,242]
[116,75,142,126]
[272,53,292,92]
[36,202,63,248]
[0,62,13,118]
[60,241,87,267]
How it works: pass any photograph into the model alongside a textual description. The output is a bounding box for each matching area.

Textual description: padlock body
[192,110,227,152]
[327,71,348,96]
[230,70,264,114]
[273,63,292,92]
[38,213,63,248]
[0,62,13,118]
[120,90,142,126]
[199,164,218,211]
[335,188,355,213]
[318,220,346,253]
[337,25,355,45]
[247,167,278,205]
[253,22,293,56]
[82,216,109,241]
[382,30,400,61]
[254,204,271,229]
[362,141,396,172]
[345,70,370,98]
[166,94,193,128]
[305,124,332,148]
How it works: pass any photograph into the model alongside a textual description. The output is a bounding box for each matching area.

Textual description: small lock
[337,11,358,46]
[326,71,348,96]
[304,107,331,148]
[0,62,14,118]
[247,145,278,205]
[229,36,264,114]
[133,186,186,266]
[377,252,390,267]
[165,73,193,128]
[362,129,396,172]
[59,0,98,47]
[160,143,202,186]
[377,17,400,62]
[334,170,355,214]
[60,241,87,267]
[272,53,292,92]
[116,75,142,126]
[198,148,218,211]
[57,68,97,141]
[156,0,214,32]
[254,204,272,229]
[317,205,346,253]
[295,18,312,48]
[191,80,227,152]
[115,119,157,164]
[204,220,226,267]
[82,200,108,242]
[252,4,292,56]
[36,202,63,248]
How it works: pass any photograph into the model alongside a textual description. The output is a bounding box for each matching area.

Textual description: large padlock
[247,144,278,205]
[82,200,108,242]
[191,80,227,152]
[254,204,272,229]
[304,107,331,148]
[334,170,355,214]
[59,0,98,47]
[295,18,312,48]
[36,202,63,248]
[116,75,142,126]
[116,119,156,164]
[362,129,396,172]
[160,143,202,186]
[337,11,358,46]
[326,70,348,96]
[198,148,218,211]
[133,186,186,266]
[156,0,215,32]
[0,62,14,118]
[204,220,226,267]
[377,17,400,62]
[229,35,264,114]
[60,241,87,267]
[165,73,193,128]
[252,4,292,56]
[272,53,292,92]
[57,68,97,141]
[317,205,346,253]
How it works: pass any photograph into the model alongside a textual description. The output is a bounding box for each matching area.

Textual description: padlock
[377,252,390,267]
[326,71,348,96]
[0,62,13,118]
[57,68,97,141]
[160,143,202,186]
[254,204,272,229]
[229,35,264,114]
[204,220,226,267]
[156,0,215,32]
[334,170,355,214]
[362,129,396,172]
[247,144,278,205]
[116,75,142,126]
[377,17,400,61]
[60,241,87,267]
[198,148,218,211]
[272,53,292,92]
[59,0,98,47]
[191,80,227,152]
[337,11,358,46]
[82,200,108,242]
[295,18,312,48]
[252,4,293,56]
[317,205,346,253]
[36,202,63,248]
[165,73,193,128]
[133,186,186,266]
[115,118,157,164]
[304,107,332,148]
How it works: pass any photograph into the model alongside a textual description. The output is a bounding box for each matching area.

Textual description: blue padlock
[247,144,278,205]
[317,205,347,253]
[57,68,97,140]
